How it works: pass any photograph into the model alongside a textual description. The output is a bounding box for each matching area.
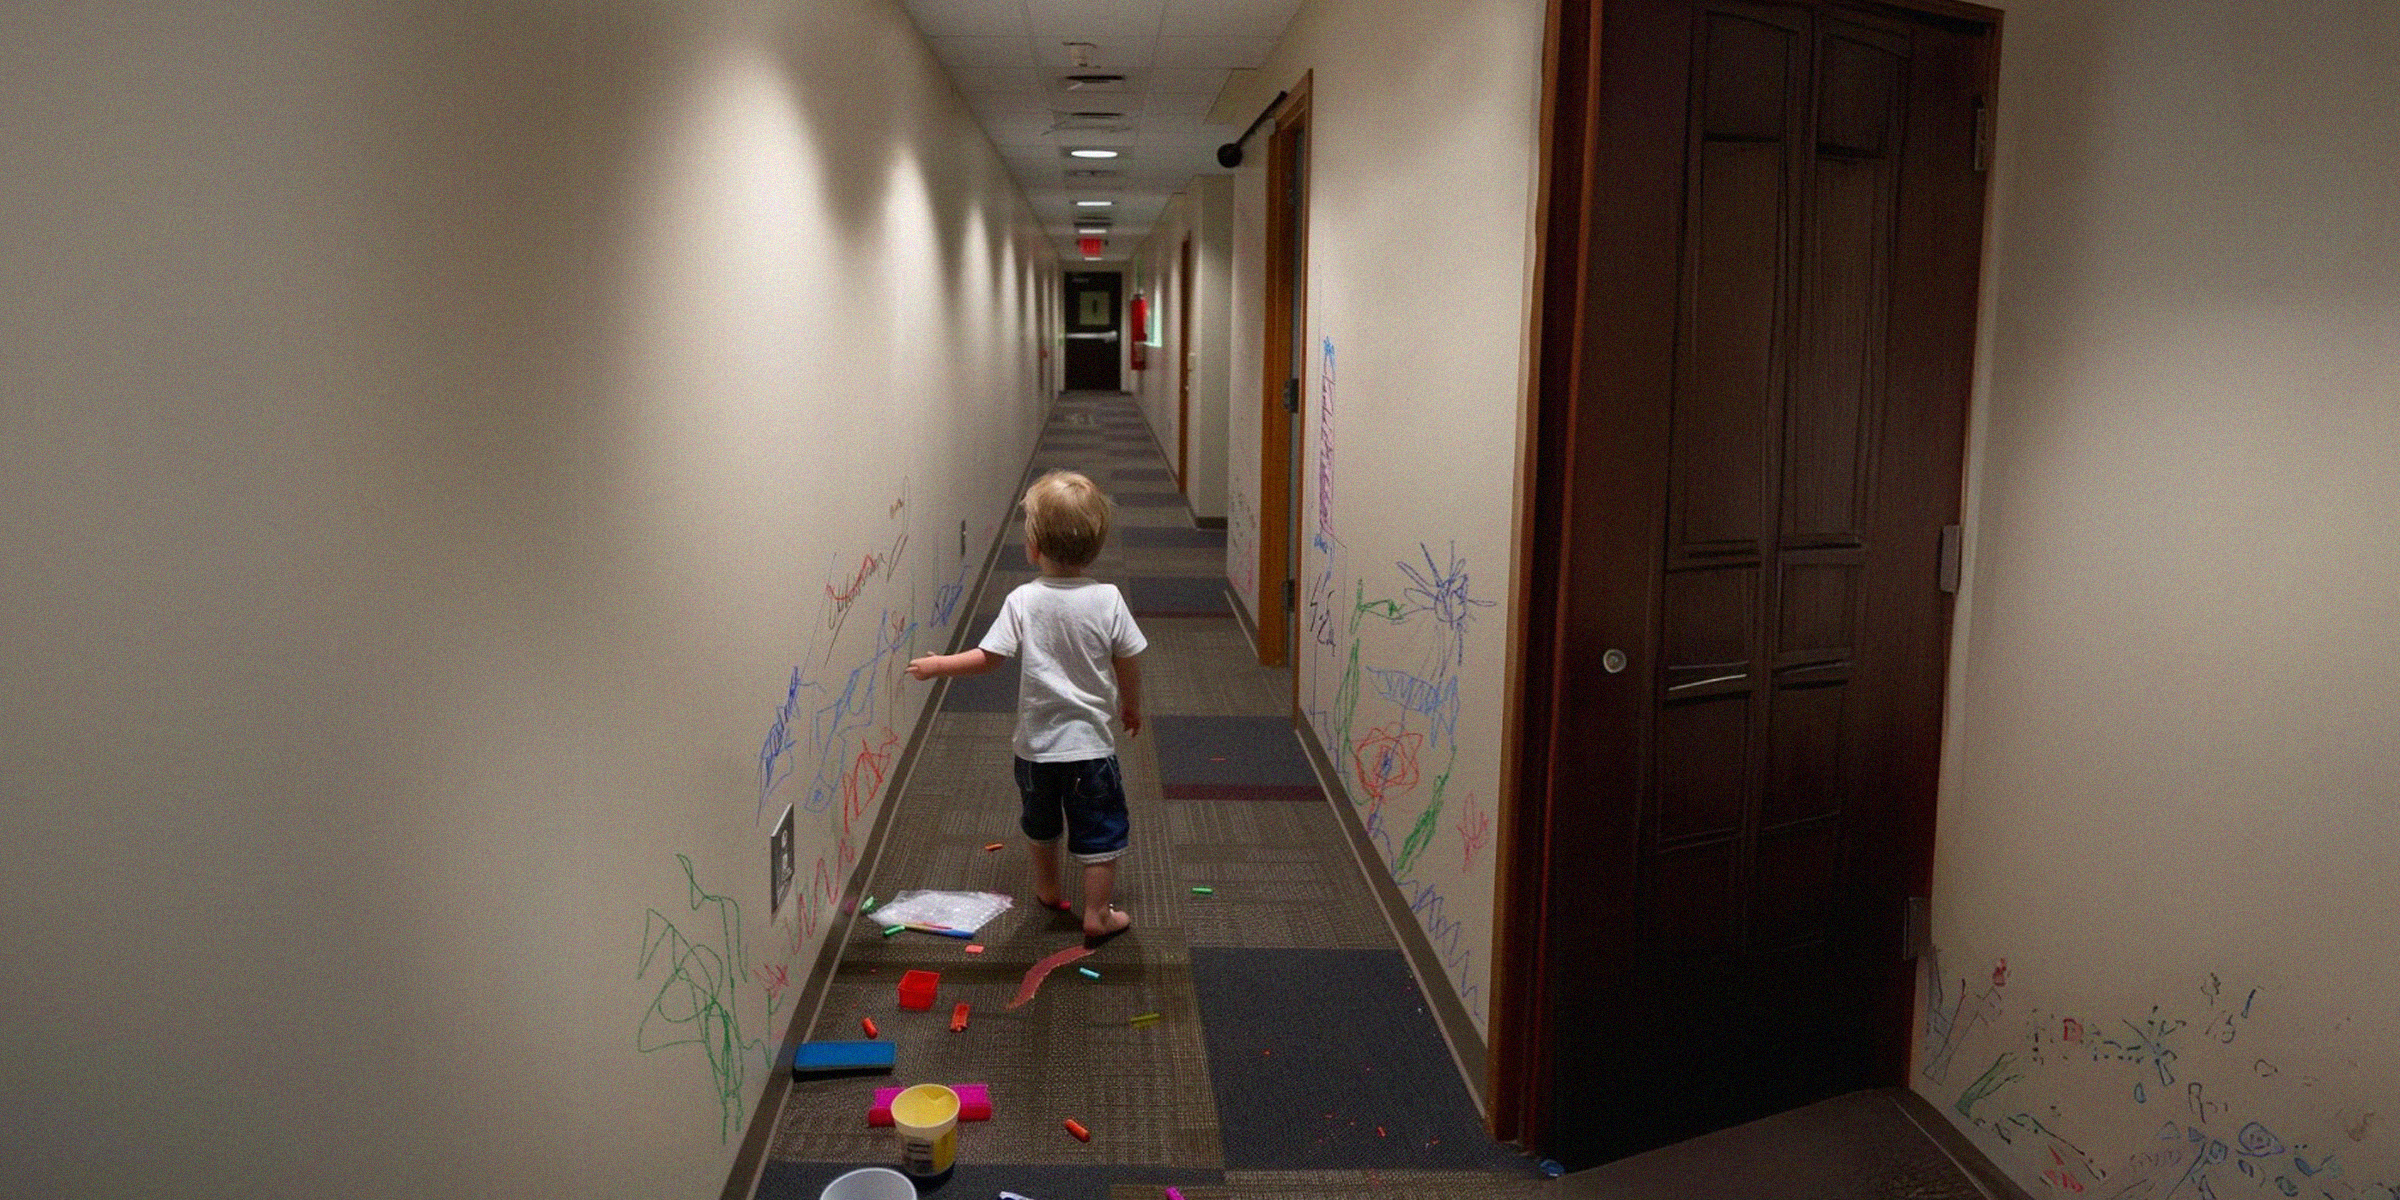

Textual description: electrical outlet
[769,805,794,917]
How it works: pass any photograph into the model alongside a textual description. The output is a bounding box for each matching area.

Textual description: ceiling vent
[1062,73,1127,91]
[1065,168,1120,178]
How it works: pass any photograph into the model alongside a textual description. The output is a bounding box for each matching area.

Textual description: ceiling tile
[1021,0,1166,39]
[949,65,1044,92]
[1030,38,1156,73]
[929,35,1037,68]
[1153,35,1279,69]
[1139,89,1224,117]
[1157,0,1299,40]
[1145,67,1231,94]
[903,0,1029,38]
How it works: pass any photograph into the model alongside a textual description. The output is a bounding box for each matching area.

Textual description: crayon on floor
[1129,1012,1162,1027]
[983,842,1005,852]
[1190,886,1214,895]
[860,1017,878,1038]
[1077,966,1100,980]
[1063,1118,1090,1142]
[881,925,904,937]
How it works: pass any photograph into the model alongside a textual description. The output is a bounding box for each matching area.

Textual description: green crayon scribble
[1957,1053,2022,1119]
[638,854,764,1142]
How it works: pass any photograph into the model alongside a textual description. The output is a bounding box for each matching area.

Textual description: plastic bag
[872,890,1014,934]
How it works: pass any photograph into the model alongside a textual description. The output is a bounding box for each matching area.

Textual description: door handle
[1065,331,1120,342]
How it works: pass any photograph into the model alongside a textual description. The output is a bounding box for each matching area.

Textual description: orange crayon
[861,1017,878,1039]
[1063,1118,1091,1142]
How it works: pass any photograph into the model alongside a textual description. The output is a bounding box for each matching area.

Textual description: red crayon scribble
[1992,958,2009,987]
[840,728,900,836]
[1352,725,1423,813]
[2062,1017,2083,1043]
[758,964,790,1000]
[1456,794,1490,869]
[827,554,884,605]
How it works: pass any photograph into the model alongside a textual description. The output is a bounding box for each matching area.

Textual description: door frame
[1256,74,1312,670]
[1178,235,1194,489]
[1492,0,2001,1150]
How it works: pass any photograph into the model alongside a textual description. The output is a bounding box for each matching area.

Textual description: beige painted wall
[1922,1,2399,1195]
[1220,0,1549,1038]
[1127,177,1235,522]
[0,2,1052,1196]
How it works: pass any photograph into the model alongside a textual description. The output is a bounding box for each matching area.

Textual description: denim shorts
[1013,755,1130,864]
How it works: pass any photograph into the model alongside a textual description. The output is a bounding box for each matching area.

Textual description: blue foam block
[791,1040,897,1079]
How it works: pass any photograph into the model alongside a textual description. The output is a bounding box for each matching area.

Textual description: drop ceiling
[900,0,1301,265]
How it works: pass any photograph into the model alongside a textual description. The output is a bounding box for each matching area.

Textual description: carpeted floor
[754,392,1544,1200]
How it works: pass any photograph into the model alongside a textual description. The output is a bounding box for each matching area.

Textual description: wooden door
[1256,79,1310,668]
[1503,0,1997,1167]
[1063,271,1122,391]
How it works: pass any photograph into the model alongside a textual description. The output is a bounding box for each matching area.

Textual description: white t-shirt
[979,576,1148,762]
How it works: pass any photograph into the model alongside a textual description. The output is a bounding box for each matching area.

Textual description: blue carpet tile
[1151,715,1320,800]
[1190,948,1541,1175]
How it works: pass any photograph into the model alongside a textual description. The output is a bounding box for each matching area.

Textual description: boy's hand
[906,656,939,680]
[1122,708,1142,737]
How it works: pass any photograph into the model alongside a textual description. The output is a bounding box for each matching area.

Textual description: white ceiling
[900,0,1301,265]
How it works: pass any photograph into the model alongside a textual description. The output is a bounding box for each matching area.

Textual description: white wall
[1220,0,1549,1038]
[0,2,1052,1197]
[1127,177,1235,522]
[1921,1,2400,1195]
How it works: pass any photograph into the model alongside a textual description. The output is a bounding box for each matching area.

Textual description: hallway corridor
[749,393,1548,1199]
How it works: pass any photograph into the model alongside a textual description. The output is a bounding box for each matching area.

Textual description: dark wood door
[1510,0,1995,1167]
[1063,271,1121,391]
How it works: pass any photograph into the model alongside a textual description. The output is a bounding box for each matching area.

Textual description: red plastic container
[898,969,940,1011]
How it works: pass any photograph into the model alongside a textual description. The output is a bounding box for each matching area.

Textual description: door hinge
[1904,895,1931,961]
[1282,377,1300,413]
[1972,99,1993,172]
[1283,578,1297,611]
[1938,524,1963,594]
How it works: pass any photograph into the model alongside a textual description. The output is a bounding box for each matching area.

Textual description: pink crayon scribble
[1456,794,1490,869]
[1992,958,2009,987]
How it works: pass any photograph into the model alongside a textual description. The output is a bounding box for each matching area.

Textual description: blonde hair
[1022,470,1112,569]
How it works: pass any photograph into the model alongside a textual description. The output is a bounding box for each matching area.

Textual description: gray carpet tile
[767,1164,1217,1200]
[1541,1090,1999,1200]
[775,960,1221,1168]
[1160,800,1394,951]
[1134,1171,1553,1199]
[1136,621,1288,718]
[1151,715,1319,791]
[1114,466,1175,481]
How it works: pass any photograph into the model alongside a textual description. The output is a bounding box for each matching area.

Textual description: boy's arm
[907,648,1004,680]
[1113,655,1143,737]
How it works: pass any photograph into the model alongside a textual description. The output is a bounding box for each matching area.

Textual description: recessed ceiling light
[1075,200,1113,207]
[1069,149,1120,159]
[1077,226,1107,234]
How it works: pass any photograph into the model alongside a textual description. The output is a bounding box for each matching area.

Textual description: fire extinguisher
[1129,292,1149,371]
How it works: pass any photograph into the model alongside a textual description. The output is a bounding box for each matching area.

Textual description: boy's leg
[1080,860,1130,939]
[1029,839,1064,909]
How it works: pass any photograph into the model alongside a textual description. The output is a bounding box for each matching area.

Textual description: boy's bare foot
[1082,906,1132,947]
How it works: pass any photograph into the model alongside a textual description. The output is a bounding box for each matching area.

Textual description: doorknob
[1602,649,1628,674]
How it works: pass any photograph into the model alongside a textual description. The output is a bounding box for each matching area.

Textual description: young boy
[907,470,1145,946]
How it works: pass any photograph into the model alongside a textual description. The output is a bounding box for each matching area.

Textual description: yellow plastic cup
[891,1084,960,1178]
